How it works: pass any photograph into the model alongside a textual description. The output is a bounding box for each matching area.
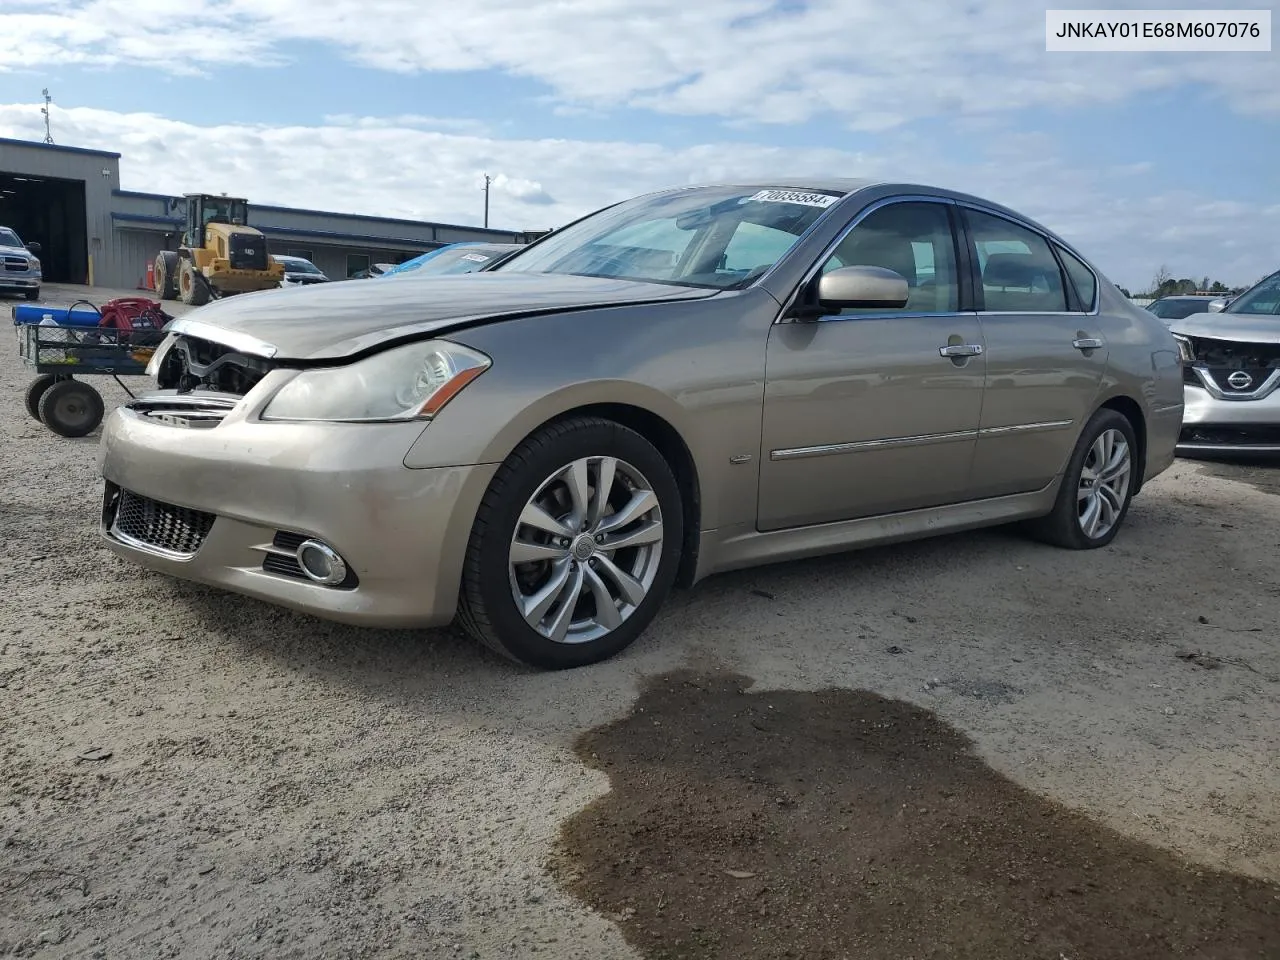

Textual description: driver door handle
[1072,337,1104,350]
[939,343,983,357]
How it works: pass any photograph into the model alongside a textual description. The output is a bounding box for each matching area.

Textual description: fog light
[296,539,348,586]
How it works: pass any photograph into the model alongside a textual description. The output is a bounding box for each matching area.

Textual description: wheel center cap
[570,534,596,561]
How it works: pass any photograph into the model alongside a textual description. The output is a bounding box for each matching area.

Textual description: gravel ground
[2,284,1278,959]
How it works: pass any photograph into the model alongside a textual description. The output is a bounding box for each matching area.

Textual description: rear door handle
[939,343,983,357]
[1072,337,1104,350]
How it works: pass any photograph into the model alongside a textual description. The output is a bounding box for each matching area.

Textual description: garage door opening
[0,172,88,283]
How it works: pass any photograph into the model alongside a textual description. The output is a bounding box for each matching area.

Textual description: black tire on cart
[24,374,60,421]
[37,379,105,438]
[178,259,211,306]
[154,251,180,300]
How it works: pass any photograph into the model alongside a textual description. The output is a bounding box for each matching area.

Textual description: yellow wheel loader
[153,194,284,306]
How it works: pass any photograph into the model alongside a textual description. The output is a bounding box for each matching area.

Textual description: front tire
[178,260,210,306]
[24,288,39,301]
[458,417,683,669]
[1025,408,1138,549]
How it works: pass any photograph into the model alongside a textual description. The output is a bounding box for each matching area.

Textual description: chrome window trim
[808,310,969,323]
[956,201,1101,318]
[777,194,969,324]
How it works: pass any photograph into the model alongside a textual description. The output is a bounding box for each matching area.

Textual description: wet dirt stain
[555,670,1280,960]
[1195,458,1280,498]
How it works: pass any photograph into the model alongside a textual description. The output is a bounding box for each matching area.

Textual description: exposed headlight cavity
[261,340,491,423]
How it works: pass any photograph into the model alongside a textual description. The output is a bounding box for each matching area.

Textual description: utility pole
[482,173,491,228]
[41,89,54,144]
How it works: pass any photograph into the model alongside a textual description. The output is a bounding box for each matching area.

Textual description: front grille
[1184,335,1280,396]
[4,256,28,272]
[1180,424,1280,447]
[128,394,238,429]
[228,233,268,271]
[107,486,216,557]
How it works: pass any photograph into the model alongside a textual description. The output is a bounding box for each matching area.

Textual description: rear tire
[1024,407,1138,549]
[37,379,105,438]
[24,374,58,421]
[155,251,180,300]
[458,417,683,670]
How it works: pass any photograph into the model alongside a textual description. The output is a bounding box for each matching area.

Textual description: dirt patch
[556,670,1280,960]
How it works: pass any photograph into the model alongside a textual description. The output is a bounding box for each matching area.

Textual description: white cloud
[1,103,1274,289]
[2,0,1277,127]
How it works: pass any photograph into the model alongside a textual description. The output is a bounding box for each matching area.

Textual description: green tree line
[1133,265,1258,300]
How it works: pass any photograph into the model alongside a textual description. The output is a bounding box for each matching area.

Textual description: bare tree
[1149,265,1172,296]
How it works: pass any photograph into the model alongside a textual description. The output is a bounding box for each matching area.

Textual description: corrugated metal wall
[2,136,537,291]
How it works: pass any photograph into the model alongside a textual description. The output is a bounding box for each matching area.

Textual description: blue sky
[0,0,1276,289]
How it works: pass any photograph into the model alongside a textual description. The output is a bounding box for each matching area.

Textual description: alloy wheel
[508,456,664,644]
[1077,428,1131,539]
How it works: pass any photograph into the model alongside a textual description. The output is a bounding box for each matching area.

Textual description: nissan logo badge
[1226,371,1253,390]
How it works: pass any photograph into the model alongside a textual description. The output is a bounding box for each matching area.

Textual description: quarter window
[819,201,960,314]
[966,209,1068,312]
[1055,244,1098,312]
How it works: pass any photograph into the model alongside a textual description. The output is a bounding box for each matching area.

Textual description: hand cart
[14,299,169,438]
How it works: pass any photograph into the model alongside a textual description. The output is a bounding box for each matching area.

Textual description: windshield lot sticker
[749,189,839,208]
[461,253,491,262]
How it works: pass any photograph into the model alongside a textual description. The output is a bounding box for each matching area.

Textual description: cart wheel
[24,374,60,422]
[37,379,105,438]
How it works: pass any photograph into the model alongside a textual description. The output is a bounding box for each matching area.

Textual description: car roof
[640,178,1083,251]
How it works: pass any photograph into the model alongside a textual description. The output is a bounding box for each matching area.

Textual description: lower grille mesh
[111,488,215,557]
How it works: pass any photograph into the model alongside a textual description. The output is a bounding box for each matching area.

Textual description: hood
[1170,311,1280,345]
[0,244,32,258]
[168,272,719,361]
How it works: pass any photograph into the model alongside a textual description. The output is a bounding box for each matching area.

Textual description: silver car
[97,179,1183,669]
[1169,270,1280,454]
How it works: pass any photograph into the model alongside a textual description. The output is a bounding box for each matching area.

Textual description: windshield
[1225,273,1280,316]
[0,227,22,247]
[493,185,844,289]
[1148,298,1213,320]
[385,245,510,277]
[279,258,321,274]
[203,196,248,225]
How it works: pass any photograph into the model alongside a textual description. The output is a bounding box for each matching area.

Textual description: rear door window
[966,210,1069,312]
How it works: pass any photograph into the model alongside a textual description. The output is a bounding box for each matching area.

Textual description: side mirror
[25,241,41,254]
[816,265,909,310]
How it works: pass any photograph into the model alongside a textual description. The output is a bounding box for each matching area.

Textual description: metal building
[0,136,533,290]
